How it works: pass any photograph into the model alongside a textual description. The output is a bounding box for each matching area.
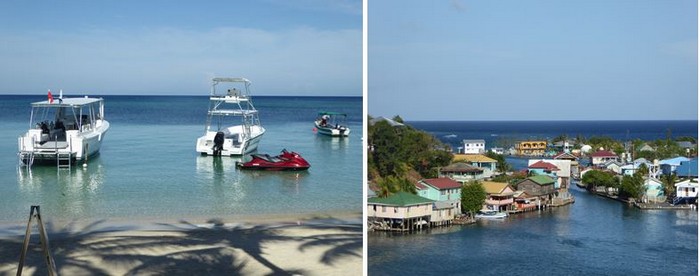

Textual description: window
[394,207,398,213]
[382,206,386,212]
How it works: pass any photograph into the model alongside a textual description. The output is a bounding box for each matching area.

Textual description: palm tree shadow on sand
[0,218,361,275]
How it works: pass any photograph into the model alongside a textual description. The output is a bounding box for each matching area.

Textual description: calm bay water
[368,187,698,275]
[0,95,362,224]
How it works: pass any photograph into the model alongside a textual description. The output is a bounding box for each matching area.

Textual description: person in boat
[40,122,49,134]
[320,114,329,126]
[54,119,65,131]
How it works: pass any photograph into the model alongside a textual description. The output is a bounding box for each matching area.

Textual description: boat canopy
[213,77,250,83]
[318,111,347,116]
[31,97,104,108]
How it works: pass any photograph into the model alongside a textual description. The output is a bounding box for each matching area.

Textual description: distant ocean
[409,120,698,151]
[0,95,362,224]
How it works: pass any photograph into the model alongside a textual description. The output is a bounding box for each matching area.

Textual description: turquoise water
[0,95,362,224]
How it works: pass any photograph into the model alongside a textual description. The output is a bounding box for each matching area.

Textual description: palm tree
[660,173,678,199]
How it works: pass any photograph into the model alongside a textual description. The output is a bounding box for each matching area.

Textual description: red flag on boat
[48,90,54,104]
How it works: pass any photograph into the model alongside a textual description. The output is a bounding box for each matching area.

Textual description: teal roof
[528,175,555,185]
[318,111,347,116]
[367,191,434,207]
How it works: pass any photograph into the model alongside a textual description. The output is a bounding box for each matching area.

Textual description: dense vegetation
[461,180,486,216]
[553,133,695,160]
[581,170,618,190]
[368,115,453,196]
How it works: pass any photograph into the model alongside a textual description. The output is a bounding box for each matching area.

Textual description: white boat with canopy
[18,93,110,168]
[196,77,265,156]
[314,111,350,137]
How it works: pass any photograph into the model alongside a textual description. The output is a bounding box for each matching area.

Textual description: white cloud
[0,26,362,96]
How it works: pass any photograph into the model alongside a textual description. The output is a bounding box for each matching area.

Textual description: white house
[461,139,486,154]
[620,158,654,176]
[590,150,619,166]
[674,179,698,205]
[602,160,624,175]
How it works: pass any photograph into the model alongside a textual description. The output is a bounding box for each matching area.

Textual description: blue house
[659,157,691,175]
[676,159,698,178]
[415,178,462,217]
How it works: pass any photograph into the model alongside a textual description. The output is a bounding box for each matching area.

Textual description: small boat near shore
[474,210,508,219]
[237,149,310,171]
[18,92,110,168]
[314,111,350,137]
[196,78,265,156]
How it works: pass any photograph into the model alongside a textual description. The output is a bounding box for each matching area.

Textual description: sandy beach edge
[0,211,363,275]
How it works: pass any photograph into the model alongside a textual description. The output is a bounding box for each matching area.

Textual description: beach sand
[0,213,362,275]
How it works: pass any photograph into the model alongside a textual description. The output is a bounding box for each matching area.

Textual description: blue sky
[369,0,698,120]
[0,0,362,96]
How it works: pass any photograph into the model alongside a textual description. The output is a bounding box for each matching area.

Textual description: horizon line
[0,93,362,98]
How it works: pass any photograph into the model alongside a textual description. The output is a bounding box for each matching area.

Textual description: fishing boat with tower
[196,77,265,156]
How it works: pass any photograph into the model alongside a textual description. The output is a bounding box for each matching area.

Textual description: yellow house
[516,140,547,156]
[452,154,497,178]
[481,181,515,212]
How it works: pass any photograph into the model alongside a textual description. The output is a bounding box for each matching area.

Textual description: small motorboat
[474,210,508,219]
[238,149,310,171]
[314,111,350,137]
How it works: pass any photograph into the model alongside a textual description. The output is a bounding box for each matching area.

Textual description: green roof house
[516,175,556,197]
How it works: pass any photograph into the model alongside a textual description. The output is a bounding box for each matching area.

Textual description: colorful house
[590,150,619,166]
[461,139,486,154]
[642,177,665,203]
[481,181,515,212]
[516,140,547,156]
[528,159,574,203]
[453,154,498,178]
[367,192,434,231]
[513,190,538,212]
[415,178,462,216]
[439,162,485,182]
[528,160,560,179]
[676,159,698,178]
[659,157,692,175]
[515,175,556,206]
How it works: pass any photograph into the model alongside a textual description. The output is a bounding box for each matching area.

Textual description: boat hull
[196,125,266,156]
[18,121,110,165]
[474,211,508,219]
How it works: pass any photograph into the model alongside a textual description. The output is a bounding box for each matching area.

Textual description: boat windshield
[29,100,102,132]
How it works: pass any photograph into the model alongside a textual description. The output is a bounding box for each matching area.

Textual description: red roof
[415,182,428,190]
[528,160,560,171]
[421,178,462,190]
[590,150,618,157]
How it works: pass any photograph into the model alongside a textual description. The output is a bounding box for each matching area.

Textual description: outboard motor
[213,131,225,156]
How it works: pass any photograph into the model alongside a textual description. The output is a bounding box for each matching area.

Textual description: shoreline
[0,210,362,237]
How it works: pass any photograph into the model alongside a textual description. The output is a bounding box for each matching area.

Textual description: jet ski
[237,149,310,171]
